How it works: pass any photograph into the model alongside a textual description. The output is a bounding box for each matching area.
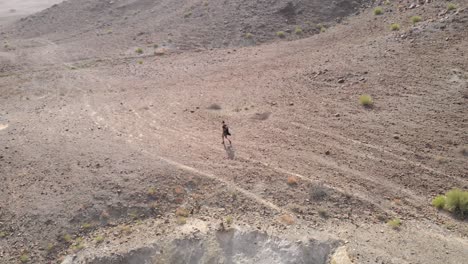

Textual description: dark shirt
[222,124,230,135]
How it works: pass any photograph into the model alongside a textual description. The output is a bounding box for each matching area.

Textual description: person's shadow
[224,143,235,160]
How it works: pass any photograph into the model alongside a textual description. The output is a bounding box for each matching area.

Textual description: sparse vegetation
[153,44,159,48]
[310,184,328,201]
[445,189,468,215]
[95,235,105,244]
[276,31,286,38]
[432,189,468,216]
[287,176,299,186]
[387,218,401,229]
[175,207,190,217]
[147,186,156,196]
[135,48,143,54]
[0,231,6,238]
[82,223,92,230]
[46,243,55,252]
[318,208,329,218]
[390,23,400,31]
[120,225,132,235]
[138,60,143,65]
[71,237,85,252]
[245,33,254,39]
[176,216,187,225]
[20,254,29,263]
[374,7,383,15]
[359,94,373,107]
[384,0,391,5]
[432,195,446,209]
[294,26,303,35]
[279,214,295,225]
[184,12,192,18]
[225,215,233,225]
[63,234,73,243]
[411,16,422,24]
[447,3,457,11]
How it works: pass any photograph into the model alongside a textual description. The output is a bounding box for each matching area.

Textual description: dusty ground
[0,0,467,263]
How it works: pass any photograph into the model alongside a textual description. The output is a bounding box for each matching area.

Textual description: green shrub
[411,16,422,24]
[387,218,401,229]
[245,33,254,39]
[374,7,383,15]
[384,0,391,5]
[0,231,6,238]
[445,189,468,215]
[225,215,233,225]
[390,23,400,31]
[95,235,105,244]
[432,195,446,209]
[184,11,192,18]
[276,31,286,38]
[20,254,29,263]
[135,48,143,54]
[359,95,373,107]
[447,3,457,11]
[294,26,303,35]
[320,26,326,33]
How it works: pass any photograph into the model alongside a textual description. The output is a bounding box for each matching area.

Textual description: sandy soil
[0,0,467,263]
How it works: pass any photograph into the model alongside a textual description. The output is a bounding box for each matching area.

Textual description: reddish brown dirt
[0,0,467,263]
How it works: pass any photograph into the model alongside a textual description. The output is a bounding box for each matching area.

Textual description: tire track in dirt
[291,121,467,184]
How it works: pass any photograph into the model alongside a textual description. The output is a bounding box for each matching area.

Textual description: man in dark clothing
[222,121,232,145]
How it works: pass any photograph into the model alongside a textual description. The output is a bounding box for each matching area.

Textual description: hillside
[0,0,467,264]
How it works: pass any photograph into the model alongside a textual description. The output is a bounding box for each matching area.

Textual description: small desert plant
[359,94,373,107]
[95,235,105,244]
[245,33,254,39]
[318,208,329,218]
[20,254,29,263]
[432,195,446,209]
[276,31,286,38]
[225,215,233,225]
[279,214,295,225]
[287,176,299,186]
[447,3,457,11]
[153,44,159,48]
[411,16,422,24]
[175,207,190,217]
[0,231,6,238]
[176,216,187,225]
[387,218,401,229]
[135,48,143,54]
[374,7,383,15]
[147,187,156,196]
[71,238,85,252]
[390,23,400,31]
[294,26,303,35]
[184,12,192,18]
[138,60,143,65]
[46,243,55,252]
[63,234,73,243]
[384,0,391,5]
[120,225,132,235]
[310,184,328,201]
[82,223,92,230]
[445,189,468,215]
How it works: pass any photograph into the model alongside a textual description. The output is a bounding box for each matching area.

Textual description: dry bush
[279,214,295,225]
[287,176,299,186]
[175,207,190,217]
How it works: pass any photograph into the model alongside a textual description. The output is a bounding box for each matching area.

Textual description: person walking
[222,121,232,145]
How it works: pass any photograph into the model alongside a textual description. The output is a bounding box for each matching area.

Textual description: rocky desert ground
[0,0,467,263]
